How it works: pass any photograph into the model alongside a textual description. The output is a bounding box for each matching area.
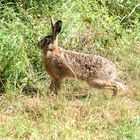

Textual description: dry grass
[0,80,140,139]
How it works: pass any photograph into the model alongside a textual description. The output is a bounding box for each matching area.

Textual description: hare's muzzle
[37,41,41,48]
[37,40,44,49]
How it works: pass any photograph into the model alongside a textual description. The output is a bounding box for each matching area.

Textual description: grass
[0,0,140,139]
[0,90,140,139]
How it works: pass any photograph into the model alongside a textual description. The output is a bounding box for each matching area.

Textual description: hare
[38,16,125,95]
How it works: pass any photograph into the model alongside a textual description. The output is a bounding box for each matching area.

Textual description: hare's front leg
[49,78,62,95]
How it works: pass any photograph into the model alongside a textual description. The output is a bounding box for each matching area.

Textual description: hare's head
[38,16,62,50]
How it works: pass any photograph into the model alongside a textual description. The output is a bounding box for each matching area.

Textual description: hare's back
[62,50,117,80]
[85,55,117,80]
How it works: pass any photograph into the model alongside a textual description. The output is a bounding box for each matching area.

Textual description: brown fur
[38,16,125,95]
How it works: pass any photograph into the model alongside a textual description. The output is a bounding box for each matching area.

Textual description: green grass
[0,0,140,139]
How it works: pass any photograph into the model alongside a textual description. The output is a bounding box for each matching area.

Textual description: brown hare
[38,16,125,95]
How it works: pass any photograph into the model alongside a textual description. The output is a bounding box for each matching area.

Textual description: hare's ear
[53,20,62,39]
[50,16,55,33]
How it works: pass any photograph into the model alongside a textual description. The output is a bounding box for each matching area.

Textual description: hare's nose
[37,41,41,48]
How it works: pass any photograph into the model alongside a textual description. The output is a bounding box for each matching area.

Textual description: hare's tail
[114,79,135,96]
[113,79,127,92]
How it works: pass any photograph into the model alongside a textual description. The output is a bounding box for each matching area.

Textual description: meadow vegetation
[0,0,140,139]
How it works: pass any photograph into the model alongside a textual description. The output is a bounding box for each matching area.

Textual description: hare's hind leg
[49,78,62,95]
[88,79,119,96]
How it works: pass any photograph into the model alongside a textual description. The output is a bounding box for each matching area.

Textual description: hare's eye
[46,37,52,44]
[44,38,49,44]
